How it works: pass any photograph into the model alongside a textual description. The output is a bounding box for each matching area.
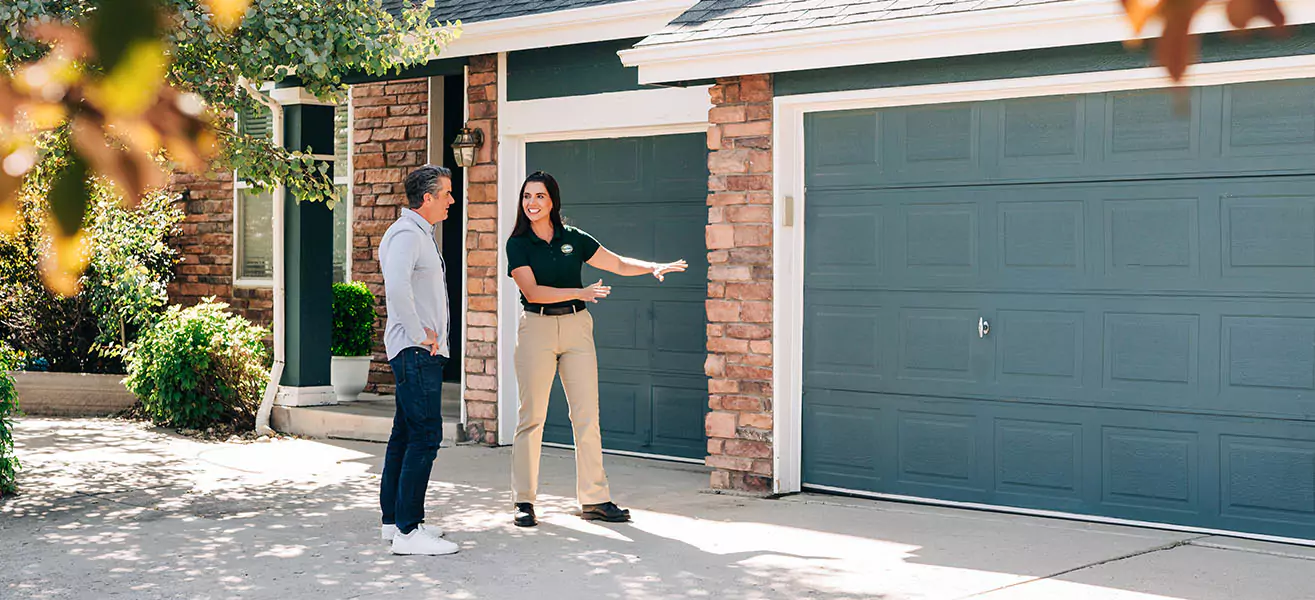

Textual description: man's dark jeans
[381,347,446,534]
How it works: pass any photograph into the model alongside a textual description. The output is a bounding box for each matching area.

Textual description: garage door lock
[978,317,990,338]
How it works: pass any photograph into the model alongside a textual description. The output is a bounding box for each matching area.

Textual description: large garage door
[526,134,709,460]
[803,80,1315,539]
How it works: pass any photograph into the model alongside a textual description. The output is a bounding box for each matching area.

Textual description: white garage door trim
[495,52,712,445]
[771,54,1315,496]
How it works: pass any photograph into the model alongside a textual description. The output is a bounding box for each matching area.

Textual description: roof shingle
[382,0,640,25]
[637,0,1075,47]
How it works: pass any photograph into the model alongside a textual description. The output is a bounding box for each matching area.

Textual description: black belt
[526,303,586,316]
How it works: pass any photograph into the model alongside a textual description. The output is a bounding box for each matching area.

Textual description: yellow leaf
[41,230,90,297]
[206,0,251,31]
[86,40,170,118]
[18,102,67,130]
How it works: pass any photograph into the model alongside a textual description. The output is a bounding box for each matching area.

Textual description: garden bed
[8,371,137,417]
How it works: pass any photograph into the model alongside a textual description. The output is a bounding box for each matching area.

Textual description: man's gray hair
[404,165,453,209]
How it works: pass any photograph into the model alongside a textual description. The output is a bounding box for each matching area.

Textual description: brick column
[462,54,500,445]
[704,74,774,493]
[350,78,430,393]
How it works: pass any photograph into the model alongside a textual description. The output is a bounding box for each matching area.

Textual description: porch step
[272,384,463,444]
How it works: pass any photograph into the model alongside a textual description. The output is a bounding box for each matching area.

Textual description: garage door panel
[998,95,1086,166]
[1102,196,1201,285]
[804,196,885,286]
[1101,426,1201,513]
[1102,312,1201,391]
[1220,316,1315,419]
[1104,88,1202,161]
[1219,434,1315,524]
[892,104,987,181]
[802,389,889,490]
[995,309,1086,389]
[902,202,982,276]
[898,410,983,491]
[1220,193,1315,280]
[997,199,1086,284]
[649,376,711,458]
[1223,80,1315,158]
[805,300,888,392]
[898,307,983,384]
[994,417,1085,506]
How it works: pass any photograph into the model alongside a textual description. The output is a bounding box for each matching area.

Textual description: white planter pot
[330,356,372,403]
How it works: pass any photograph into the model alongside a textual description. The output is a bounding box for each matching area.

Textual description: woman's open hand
[652,260,688,282]
[579,279,612,303]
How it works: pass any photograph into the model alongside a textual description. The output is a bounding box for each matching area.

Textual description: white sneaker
[382,523,443,541]
[391,524,459,556]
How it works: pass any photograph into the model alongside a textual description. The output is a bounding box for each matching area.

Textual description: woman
[506,171,686,527]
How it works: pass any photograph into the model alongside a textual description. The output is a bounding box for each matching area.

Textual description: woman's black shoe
[581,502,631,523]
[514,503,537,527]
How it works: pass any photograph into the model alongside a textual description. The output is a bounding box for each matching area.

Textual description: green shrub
[0,342,20,498]
[125,300,270,429]
[0,177,181,373]
[331,281,375,357]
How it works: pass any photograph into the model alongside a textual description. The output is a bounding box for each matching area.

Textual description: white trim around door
[771,53,1315,495]
[494,57,712,445]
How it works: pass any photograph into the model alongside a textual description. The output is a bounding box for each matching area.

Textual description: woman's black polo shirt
[506,225,601,310]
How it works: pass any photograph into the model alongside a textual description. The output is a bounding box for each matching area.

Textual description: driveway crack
[952,535,1211,600]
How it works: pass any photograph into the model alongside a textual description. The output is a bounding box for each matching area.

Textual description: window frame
[232,85,279,289]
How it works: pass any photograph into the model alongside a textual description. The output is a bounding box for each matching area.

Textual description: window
[332,94,352,283]
[233,92,354,286]
[235,102,275,284]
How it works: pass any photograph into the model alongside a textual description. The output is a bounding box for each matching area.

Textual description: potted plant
[330,281,376,403]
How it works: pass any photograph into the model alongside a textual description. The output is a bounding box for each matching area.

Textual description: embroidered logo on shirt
[561,244,574,255]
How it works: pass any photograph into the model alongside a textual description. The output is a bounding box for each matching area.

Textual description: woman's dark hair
[511,170,564,238]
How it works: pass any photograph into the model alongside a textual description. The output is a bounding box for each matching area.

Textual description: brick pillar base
[704,74,775,493]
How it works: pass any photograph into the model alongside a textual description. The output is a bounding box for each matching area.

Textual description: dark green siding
[526,134,709,459]
[802,80,1315,539]
[778,26,1315,97]
[508,39,649,101]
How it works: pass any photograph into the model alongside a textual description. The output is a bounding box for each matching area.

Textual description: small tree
[0,0,458,294]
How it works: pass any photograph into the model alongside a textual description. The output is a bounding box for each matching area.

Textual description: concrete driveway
[2,417,1313,600]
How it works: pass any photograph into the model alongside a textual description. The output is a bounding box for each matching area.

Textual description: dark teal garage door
[526,134,709,460]
[803,80,1315,539]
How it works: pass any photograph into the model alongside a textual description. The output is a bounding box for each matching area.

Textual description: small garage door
[526,133,709,460]
[803,80,1315,539]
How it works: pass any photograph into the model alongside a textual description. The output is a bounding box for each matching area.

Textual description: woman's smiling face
[522,181,552,224]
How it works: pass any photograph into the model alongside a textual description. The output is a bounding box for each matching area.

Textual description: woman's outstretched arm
[587,247,687,281]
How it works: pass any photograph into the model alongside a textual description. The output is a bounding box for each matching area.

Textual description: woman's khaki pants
[511,309,612,506]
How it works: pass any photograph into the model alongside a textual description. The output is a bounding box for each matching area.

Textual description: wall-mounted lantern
[450,126,484,168]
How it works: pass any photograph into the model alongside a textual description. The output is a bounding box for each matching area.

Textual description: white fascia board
[620,0,1315,84]
[269,86,332,106]
[430,0,695,60]
[500,86,711,138]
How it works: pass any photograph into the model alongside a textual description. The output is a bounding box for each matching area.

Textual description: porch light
[451,126,484,168]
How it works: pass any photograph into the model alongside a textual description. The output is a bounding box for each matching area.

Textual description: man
[378,165,458,556]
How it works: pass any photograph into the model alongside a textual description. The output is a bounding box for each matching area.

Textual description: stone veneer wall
[703,74,775,492]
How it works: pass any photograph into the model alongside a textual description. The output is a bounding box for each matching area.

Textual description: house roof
[383,0,641,25]
[636,0,1078,47]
